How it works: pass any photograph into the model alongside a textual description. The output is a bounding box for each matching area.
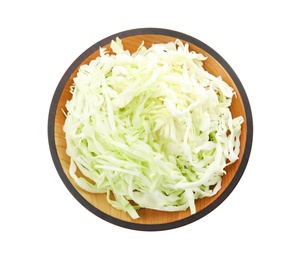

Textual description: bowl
[48,28,253,231]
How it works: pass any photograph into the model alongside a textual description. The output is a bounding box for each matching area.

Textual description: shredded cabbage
[63,38,243,219]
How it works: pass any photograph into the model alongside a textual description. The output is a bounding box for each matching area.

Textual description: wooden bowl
[48,28,253,231]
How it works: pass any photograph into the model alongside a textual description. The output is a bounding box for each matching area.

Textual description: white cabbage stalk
[64,38,243,219]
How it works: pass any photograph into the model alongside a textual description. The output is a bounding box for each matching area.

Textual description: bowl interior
[52,32,248,228]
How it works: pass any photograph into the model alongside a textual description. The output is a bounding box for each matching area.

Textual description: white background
[1,0,301,259]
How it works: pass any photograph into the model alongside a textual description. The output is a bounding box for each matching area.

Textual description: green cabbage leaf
[64,38,243,219]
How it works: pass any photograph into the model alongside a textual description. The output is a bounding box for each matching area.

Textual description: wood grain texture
[51,32,249,228]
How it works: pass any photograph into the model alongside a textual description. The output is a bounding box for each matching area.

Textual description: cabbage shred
[64,38,243,219]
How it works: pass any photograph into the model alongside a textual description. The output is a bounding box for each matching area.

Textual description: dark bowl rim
[48,27,253,231]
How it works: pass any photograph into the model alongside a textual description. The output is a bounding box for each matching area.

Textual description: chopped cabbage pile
[63,38,243,219]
